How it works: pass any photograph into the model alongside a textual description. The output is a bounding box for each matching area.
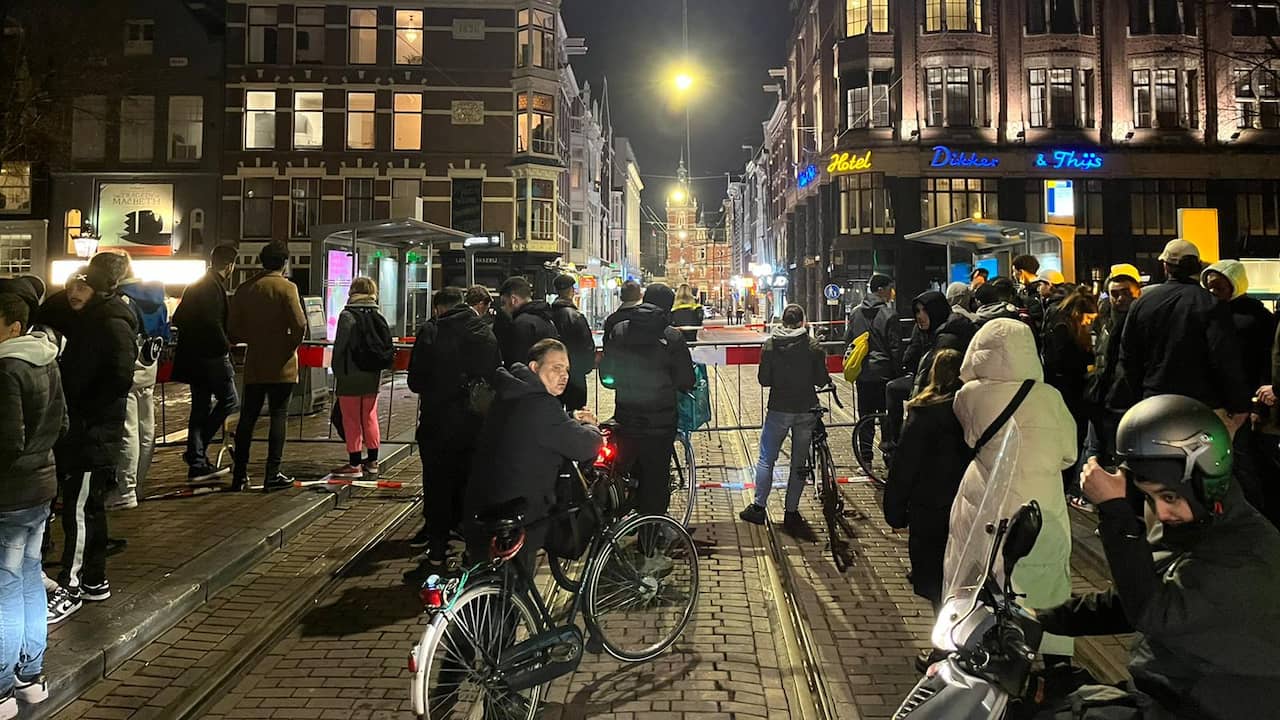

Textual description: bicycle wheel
[412,583,544,720]
[851,412,890,488]
[583,514,699,662]
[667,432,696,527]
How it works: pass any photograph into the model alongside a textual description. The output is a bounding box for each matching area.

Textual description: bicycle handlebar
[817,385,844,409]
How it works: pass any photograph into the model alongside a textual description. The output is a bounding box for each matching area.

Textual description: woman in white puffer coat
[946,319,1078,653]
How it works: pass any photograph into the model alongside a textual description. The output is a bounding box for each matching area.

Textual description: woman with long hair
[1043,288,1098,506]
[670,283,704,342]
[331,276,387,478]
[883,348,967,612]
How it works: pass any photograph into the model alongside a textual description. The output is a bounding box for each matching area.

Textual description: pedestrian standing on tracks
[599,283,695,517]
[330,276,392,480]
[406,287,500,572]
[0,286,64,710]
[548,275,596,412]
[228,241,307,493]
[172,244,240,483]
[844,273,902,464]
[670,283,703,342]
[739,303,829,539]
[602,280,643,341]
[44,259,138,623]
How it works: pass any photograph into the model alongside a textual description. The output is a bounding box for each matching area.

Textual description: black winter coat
[1120,278,1252,413]
[464,364,602,523]
[759,328,828,413]
[495,300,558,368]
[550,298,596,381]
[844,296,902,384]
[171,270,231,383]
[883,397,966,605]
[1042,322,1092,412]
[599,303,696,434]
[408,305,500,423]
[903,291,975,391]
[670,304,704,342]
[50,294,138,472]
[1085,308,1134,410]
[0,332,67,511]
[602,304,640,342]
[1227,294,1275,391]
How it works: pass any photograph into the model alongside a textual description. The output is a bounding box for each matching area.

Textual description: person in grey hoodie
[740,304,830,538]
[0,287,65,711]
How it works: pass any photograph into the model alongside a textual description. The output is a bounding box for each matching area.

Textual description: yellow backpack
[843,330,870,383]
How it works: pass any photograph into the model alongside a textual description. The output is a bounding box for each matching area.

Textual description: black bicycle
[810,386,862,572]
[851,410,891,488]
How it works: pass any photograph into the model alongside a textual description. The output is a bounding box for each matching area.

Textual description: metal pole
[465,248,476,287]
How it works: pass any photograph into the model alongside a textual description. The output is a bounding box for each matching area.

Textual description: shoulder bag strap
[973,379,1035,453]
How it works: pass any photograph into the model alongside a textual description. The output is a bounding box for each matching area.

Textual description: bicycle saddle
[472,497,528,533]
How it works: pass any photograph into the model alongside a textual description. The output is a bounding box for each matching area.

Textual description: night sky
[562,0,792,226]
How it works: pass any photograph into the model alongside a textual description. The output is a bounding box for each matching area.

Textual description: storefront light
[51,258,207,286]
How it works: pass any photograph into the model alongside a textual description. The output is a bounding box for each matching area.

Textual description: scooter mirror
[1002,500,1042,573]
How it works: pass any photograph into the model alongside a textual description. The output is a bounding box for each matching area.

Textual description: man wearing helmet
[1035,394,1280,719]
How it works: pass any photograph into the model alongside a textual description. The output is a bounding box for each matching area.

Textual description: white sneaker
[15,675,47,704]
[0,692,15,719]
[46,586,81,625]
[105,490,138,511]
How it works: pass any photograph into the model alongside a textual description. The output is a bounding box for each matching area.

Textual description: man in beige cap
[1119,239,1250,433]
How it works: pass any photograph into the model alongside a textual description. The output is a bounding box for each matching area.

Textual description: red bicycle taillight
[408,651,419,673]
[421,587,444,608]
[594,443,616,468]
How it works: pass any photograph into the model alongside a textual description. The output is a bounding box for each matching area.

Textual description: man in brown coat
[229,241,306,492]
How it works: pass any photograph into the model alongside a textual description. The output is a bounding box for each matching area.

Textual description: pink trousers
[339,395,381,454]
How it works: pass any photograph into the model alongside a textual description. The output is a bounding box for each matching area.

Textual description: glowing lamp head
[675,73,694,91]
[671,189,686,203]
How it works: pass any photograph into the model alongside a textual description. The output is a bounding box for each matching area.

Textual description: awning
[904,218,1071,253]
[310,217,469,248]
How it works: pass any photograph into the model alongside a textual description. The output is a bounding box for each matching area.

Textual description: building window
[123,19,154,56]
[921,178,998,229]
[451,178,484,235]
[846,0,889,35]
[517,8,556,69]
[1027,0,1093,33]
[290,178,321,238]
[1235,68,1280,129]
[1028,68,1093,128]
[345,177,375,222]
[925,67,988,127]
[1131,68,1196,129]
[1129,0,1196,35]
[347,92,376,150]
[244,90,276,149]
[839,173,894,234]
[846,69,891,129]
[530,179,555,240]
[167,96,203,161]
[391,178,420,218]
[1237,181,1280,237]
[293,91,324,149]
[393,93,422,150]
[296,7,326,63]
[1026,179,1104,234]
[1233,2,1280,35]
[395,10,423,64]
[119,95,155,162]
[247,7,278,63]
[242,178,274,239]
[926,0,982,31]
[1029,69,1046,127]
[517,92,556,154]
[1130,179,1206,235]
[71,96,107,161]
[349,8,377,65]
[0,163,32,214]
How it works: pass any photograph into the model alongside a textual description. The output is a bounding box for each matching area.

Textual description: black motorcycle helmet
[1115,395,1232,520]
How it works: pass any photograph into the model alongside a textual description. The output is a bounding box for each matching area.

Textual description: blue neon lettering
[797,164,819,189]
[930,145,999,169]
[1035,149,1103,171]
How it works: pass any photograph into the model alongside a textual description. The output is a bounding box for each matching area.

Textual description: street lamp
[674,72,694,92]
[463,233,502,286]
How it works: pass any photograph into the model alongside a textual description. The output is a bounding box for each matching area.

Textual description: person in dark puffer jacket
[740,304,830,538]
[42,259,138,624]
[0,286,65,710]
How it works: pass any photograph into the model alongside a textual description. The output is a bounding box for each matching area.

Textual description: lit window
[0,163,32,214]
[294,92,324,149]
[517,92,556,155]
[839,173,894,234]
[248,7,278,63]
[120,96,155,161]
[846,0,889,34]
[345,177,375,222]
[1236,67,1280,129]
[244,91,276,149]
[846,69,891,129]
[124,19,154,56]
[395,10,423,65]
[347,92,376,150]
[72,96,107,161]
[1132,67,1194,129]
[168,96,203,161]
[393,93,422,150]
[530,179,556,240]
[349,8,377,65]
[926,0,981,31]
[921,178,998,229]
[242,178,274,238]
[296,7,326,64]
[290,178,321,238]
[517,9,556,69]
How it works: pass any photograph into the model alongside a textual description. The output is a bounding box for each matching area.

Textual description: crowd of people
[858,239,1280,718]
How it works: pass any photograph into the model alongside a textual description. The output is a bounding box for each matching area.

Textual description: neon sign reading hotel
[827,150,873,174]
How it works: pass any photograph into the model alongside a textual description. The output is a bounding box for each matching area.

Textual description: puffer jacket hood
[494,363,549,401]
[118,279,166,313]
[438,303,485,336]
[859,294,887,313]
[1201,259,1249,301]
[617,303,670,342]
[912,290,952,334]
[0,331,59,366]
[961,318,1043,384]
[770,325,809,347]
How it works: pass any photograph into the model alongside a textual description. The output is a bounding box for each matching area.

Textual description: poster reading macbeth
[98,183,175,256]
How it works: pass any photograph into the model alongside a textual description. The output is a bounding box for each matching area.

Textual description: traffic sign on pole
[823,283,841,300]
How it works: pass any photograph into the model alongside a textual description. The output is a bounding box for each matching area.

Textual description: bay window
[926,67,989,127]
[1232,2,1280,35]
[517,91,556,155]
[1029,67,1093,128]
[926,0,983,32]
[1131,68,1197,129]
[846,0,889,35]
[839,173,894,235]
[846,69,891,129]
[1235,68,1280,129]
[517,9,556,69]
[1026,0,1093,33]
[516,178,556,243]
[1129,0,1196,35]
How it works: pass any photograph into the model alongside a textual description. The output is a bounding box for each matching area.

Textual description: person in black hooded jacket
[599,283,696,516]
[548,275,596,411]
[42,260,138,622]
[884,290,975,454]
[845,274,903,460]
[494,276,558,368]
[463,339,602,576]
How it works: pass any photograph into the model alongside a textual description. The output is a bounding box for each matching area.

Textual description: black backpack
[348,307,395,372]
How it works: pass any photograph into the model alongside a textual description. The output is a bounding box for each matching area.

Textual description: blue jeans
[0,505,48,691]
[754,411,816,512]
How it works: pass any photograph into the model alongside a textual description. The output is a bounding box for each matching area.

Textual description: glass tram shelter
[904,217,1077,285]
